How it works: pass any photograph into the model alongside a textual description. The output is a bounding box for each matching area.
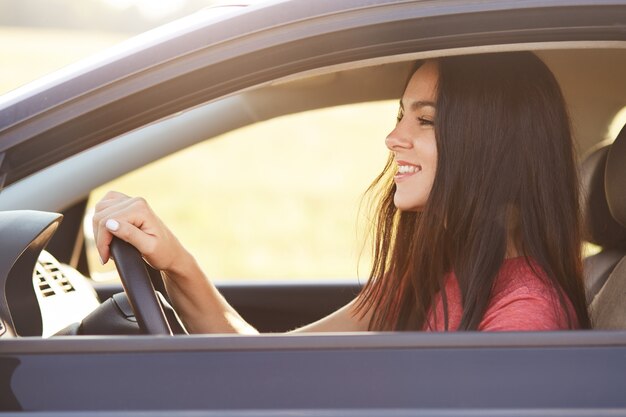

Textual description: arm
[92,191,250,334]
[160,252,258,334]
[290,299,371,333]
[93,191,370,334]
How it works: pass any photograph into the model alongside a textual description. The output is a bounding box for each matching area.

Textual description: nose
[385,125,413,151]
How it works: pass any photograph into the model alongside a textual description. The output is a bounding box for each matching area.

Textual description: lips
[394,160,422,181]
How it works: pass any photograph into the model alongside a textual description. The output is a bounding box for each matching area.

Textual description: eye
[417,117,434,126]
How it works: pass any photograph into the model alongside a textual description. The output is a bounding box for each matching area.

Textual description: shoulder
[478,257,576,331]
[491,257,551,298]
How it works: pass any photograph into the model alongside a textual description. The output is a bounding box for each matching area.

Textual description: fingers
[93,193,155,264]
[93,193,131,263]
[94,191,129,213]
[104,217,158,262]
[92,191,130,259]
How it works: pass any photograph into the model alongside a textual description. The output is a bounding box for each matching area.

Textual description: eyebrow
[399,100,437,110]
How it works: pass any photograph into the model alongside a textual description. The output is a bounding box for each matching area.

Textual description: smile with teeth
[394,162,422,180]
[397,165,421,174]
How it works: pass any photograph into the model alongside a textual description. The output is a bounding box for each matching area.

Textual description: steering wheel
[109,237,172,335]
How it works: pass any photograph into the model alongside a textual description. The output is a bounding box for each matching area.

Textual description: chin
[393,195,425,212]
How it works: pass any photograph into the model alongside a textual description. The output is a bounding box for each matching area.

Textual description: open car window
[85,101,394,282]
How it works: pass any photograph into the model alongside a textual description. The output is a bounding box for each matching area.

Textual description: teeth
[397,165,421,174]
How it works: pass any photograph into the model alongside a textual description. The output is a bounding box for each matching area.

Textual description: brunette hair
[356,52,591,330]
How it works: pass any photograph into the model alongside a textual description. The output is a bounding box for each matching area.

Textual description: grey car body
[0,0,626,415]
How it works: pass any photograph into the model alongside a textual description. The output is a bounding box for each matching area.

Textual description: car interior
[0,45,625,338]
[587,123,626,328]
[580,142,626,303]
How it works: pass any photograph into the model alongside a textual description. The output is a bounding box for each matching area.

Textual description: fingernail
[99,254,105,265]
[105,219,119,232]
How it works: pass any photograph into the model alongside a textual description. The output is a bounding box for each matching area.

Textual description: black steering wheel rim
[109,237,172,335]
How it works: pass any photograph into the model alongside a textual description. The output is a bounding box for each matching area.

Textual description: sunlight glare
[137,0,187,20]
[99,0,136,10]
[609,106,626,141]
[100,0,187,19]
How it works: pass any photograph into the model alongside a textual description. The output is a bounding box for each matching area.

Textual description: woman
[93,52,591,333]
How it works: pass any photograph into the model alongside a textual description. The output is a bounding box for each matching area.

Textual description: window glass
[86,100,396,281]
[0,0,221,94]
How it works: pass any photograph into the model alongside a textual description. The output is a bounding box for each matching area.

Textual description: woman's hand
[92,191,187,272]
[92,191,260,335]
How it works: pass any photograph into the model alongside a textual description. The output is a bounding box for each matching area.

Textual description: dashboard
[0,210,99,338]
[32,251,99,337]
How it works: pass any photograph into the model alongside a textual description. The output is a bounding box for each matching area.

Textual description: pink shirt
[425,257,577,331]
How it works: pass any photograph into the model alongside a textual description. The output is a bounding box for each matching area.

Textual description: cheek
[423,138,438,186]
[423,137,438,169]
[417,136,438,187]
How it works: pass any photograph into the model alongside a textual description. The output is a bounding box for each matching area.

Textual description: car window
[86,100,396,282]
[0,1,248,95]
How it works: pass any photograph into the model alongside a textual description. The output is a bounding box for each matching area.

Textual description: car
[1,0,626,415]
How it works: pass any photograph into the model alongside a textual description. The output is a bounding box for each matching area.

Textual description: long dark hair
[355,52,591,330]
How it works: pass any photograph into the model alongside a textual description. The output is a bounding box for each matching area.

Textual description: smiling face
[385,60,438,211]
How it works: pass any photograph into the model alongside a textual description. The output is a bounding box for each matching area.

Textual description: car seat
[589,123,626,329]
[580,142,626,304]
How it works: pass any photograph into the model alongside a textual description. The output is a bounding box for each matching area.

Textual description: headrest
[581,140,626,248]
[606,123,626,230]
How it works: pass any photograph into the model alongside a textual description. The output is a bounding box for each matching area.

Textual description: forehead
[402,60,438,104]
